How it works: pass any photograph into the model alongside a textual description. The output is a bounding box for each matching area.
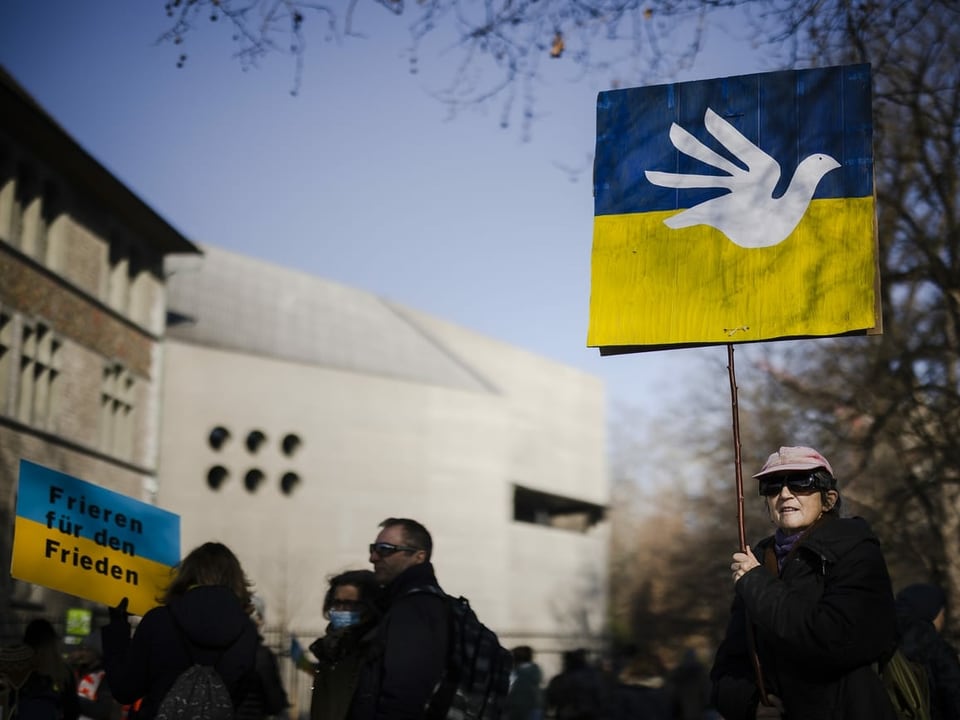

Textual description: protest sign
[589,64,880,352]
[12,460,180,616]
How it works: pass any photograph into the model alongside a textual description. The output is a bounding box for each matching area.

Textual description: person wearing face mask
[710,446,900,720]
[309,569,380,720]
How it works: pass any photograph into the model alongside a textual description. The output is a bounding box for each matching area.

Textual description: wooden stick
[726,343,771,706]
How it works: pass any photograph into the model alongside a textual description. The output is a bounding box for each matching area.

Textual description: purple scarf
[774,528,803,571]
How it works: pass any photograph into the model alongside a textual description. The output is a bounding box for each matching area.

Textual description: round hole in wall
[244,468,265,493]
[279,472,300,496]
[207,465,228,490]
[208,426,231,450]
[245,430,267,453]
[280,433,301,457]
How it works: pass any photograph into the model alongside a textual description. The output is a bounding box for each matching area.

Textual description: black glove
[109,597,129,624]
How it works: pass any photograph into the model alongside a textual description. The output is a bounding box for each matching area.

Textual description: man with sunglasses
[349,517,449,720]
[710,445,899,720]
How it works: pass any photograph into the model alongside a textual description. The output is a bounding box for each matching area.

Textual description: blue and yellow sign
[12,460,180,616]
[588,64,880,351]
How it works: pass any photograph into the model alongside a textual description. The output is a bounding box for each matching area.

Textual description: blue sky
[0,2,771,428]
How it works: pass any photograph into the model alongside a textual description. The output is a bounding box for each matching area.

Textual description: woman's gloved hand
[109,596,130,624]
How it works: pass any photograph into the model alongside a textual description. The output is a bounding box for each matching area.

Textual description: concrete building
[161,244,610,674]
[0,66,200,633]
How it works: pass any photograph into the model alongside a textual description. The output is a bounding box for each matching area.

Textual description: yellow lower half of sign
[588,196,878,347]
[12,516,172,616]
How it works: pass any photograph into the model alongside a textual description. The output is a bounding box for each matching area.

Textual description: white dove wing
[703,109,782,195]
[643,171,736,190]
[667,122,745,176]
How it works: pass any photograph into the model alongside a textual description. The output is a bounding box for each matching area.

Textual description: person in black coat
[236,595,290,720]
[895,583,960,720]
[348,518,449,720]
[310,569,380,720]
[710,446,899,720]
[101,541,260,720]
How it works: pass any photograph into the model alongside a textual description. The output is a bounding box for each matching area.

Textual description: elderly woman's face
[764,476,836,533]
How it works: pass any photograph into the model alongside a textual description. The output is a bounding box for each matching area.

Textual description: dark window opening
[209,426,231,450]
[281,433,301,457]
[245,430,266,453]
[280,472,300,496]
[513,485,606,533]
[244,469,265,493]
[207,465,228,490]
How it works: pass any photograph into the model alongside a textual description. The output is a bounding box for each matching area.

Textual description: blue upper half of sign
[16,460,180,567]
[594,64,873,217]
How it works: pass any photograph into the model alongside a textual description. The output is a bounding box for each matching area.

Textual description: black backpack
[155,612,235,720]
[410,586,512,720]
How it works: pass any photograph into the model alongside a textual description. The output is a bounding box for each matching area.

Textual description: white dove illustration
[644,108,841,248]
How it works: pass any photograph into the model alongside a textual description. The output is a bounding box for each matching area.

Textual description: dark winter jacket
[710,515,899,720]
[347,562,449,720]
[235,640,290,720]
[101,585,259,720]
[310,621,377,720]
[896,604,960,720]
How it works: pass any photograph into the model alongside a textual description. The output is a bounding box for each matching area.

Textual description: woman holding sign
[101,541,259,719]
[710,446,899,720]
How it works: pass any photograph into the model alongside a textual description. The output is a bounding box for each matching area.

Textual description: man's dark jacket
[710,515,899,720]
[348,562,449,720]
[101,585,259,720]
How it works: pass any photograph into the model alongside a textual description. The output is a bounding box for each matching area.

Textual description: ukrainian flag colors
[588,64,880,351]
[13,460,180,616]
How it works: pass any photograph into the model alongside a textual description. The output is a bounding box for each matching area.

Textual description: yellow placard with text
[12,460,179,616]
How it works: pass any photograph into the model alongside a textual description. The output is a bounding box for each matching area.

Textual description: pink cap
[753,446,834,479]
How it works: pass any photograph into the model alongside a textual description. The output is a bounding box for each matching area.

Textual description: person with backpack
[895,583,960,720]
[710,445,900,719]
[349,517,450,719]
[101,541,260,720]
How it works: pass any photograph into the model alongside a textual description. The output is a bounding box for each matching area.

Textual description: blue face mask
[329,610,362,629]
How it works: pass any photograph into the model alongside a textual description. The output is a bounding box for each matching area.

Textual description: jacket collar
[381,561,441,603]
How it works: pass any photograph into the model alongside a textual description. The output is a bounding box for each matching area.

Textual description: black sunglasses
[758,473,823,497]
[369,542,421,557]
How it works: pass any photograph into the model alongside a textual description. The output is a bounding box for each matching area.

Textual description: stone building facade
[0,67,199,633]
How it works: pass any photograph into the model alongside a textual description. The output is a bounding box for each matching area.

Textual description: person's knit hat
[896,583,946,623]
[753,446,834,479]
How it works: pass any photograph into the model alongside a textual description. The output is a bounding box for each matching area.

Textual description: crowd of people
[1,471,958,719]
